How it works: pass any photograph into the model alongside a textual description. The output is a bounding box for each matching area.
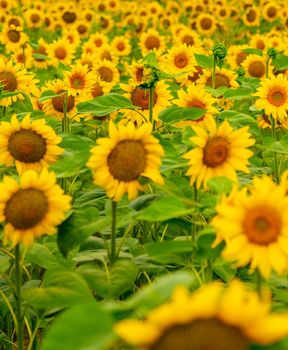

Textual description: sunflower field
[1,0,288,349]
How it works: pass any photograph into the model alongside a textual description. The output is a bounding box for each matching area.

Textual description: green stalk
[61,92,69,193]
[212,57,216,90]
[110,201,117,265]
[256,269,262,299]
[14,244,23,350]
[270,117,279,183]
[148,87,155,130]
[265,57,271,78]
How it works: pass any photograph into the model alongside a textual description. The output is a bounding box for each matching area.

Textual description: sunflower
[120,81,173,125]
[196,13,217,36]
[0,169,71,246]
[31,38,49,69]
[242,6,260,26]
[6,15,23,28]
[87,122,164,202]
[96,44,119,65]
[254,74,288,122]
[77,52,98,71]
[93,60,120,92]
[0,24,28,52]
[262,1,279,22]
[212,175,288,278]
[163,44,196,83]
[12,46,33,68]
[249,34,268,51]
[60,7,78,25]
[198,67,239,89]
[176,28,201,48]
[174,84,218,127]
[227,45,249,70]
[257,112,288,129]
[24,8,44,28]
[183,117,255,189]
[242,55,270,79]
[41,79,80,121]
[89,74,110,98]
[0,114,63,174]
[115,281,288,349]
[88,32,108,50]
[46,38,75,67]
[111,36,132,57]
[64,64,94,98]
[75,21,91,38]
[0,58,38,107]
[139,29,166,55]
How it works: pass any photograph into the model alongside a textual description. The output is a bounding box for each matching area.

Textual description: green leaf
[50,134,93,178]
[0,91,21,99]
[77,93,135,116]
[58,206,100,257]
[223,87,255,99]
[273,54,288,71]
[194,53,214,69]
[142,51,158,67]
[58,61,72,72]
[212,260,237,282]
[32,53,48,61]
[39,90,63,102]
[134,195,195,221]
[26,243,61,270]
[159,106,206,124]
[206,177,233,194]
[78,259,138,299]
[242,48,263,56]
[41,302,115,350]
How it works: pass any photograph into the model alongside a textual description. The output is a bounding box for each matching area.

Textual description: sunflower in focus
[87,122,164,202]
[242,54,270,79]
[115,281,288,349]
[174,84,218,127]
[46,37,75,67]
[183,117,255,189]
[120,81,172,125]
[0,24,28,51]
[0,58,38,107]
[254,74,288,122]
[212,175,288,278]
[164,44,196,83]
[0,169,71,246]
[0,114,63,174]
[139,29,165,55]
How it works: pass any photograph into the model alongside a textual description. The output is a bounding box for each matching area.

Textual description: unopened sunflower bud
[213,43,227,60]
[267,48,278,60]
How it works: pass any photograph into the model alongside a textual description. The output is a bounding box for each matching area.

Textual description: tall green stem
[110,201,117,264]
[15,244,23,350]
[148,87,155,130]
[256,269,262,299]
[271,117,279,183]
[212,57,216,90]
[266,57,271,78]
[61,92,69,193]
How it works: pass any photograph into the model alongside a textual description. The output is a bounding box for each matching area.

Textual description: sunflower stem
[149,87,155,130]
[212,57,216,90]
[270,117,279,183]
[256,269,263,299]
[265,57,271,78]
[110,200,117,265]
[14,244,24,350]
[61,92,69,193]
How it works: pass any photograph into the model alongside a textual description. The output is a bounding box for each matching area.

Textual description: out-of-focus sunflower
[93,60,120,92]
[120,81,172,125]
[212,175,288,278]
[12,46,33,68]
[242,6,260,26]
[198,67,239,89]
[111,36,132,57]
[115,281,288,349]
[0,58,38,107]
[254,74,288,122]
[177,28,201,48]
[88,32,108,50]
[6,15,23,28]
[242,54,270,79]
[87,122,164,202]
[249,34,269,52]
[0,169,71,246]
[24,8,44,28]
[196,13,217,36]
[31,38,49,69]
[46,37,75,67]
[62,28,80,47]
[78,52,98,71]
[97,14,114,32]
[174,84,218,127]
[106,0,120,12]
[0,24,28,52]
[139,29,166,55]
[163,44,196,83]
[0,114,63,174]
[183,117,254,189]
[64,64,94,98]
[75,21,90,38]
[262,1,279,22]
[227,45,249,70]
[257,112,288,129]
[96,44,119,65]
[60,6,78,25]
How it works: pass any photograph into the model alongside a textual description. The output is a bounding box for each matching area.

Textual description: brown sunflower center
[246,9,257,22]
[207,74,231,88]
[174,54,189,68]
[55,47,67,60]
[248,61,265,78]
[243,205,281,244]
[131,88,157,110]
[0,71,18,91]
[101,50,112,61]
[107,140,147,182]
[256,40,265,50]
[98,66,113,82]
[150,318,249,350]
[188,66,203,82]
[7,29,20,43]
[267,6,277,18]
[31,14,40,23]
[145,36,160,50]
[182,35,194,46]
[62,11,76,23]
[8,18,21,26]
[77,24,87,34]
[267,89,287,107]
[70,74,85,89]
[116,42,125,51]
[8,129,47,163]
[5,189,48,230]
[52,90,75,113]
[236,52,248,66]
[203,136,230,168]
[91,83,103,98]
[0,0,7,8]
[200,17,213,30]
[94,39,102,47]
[135,67,144,83]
